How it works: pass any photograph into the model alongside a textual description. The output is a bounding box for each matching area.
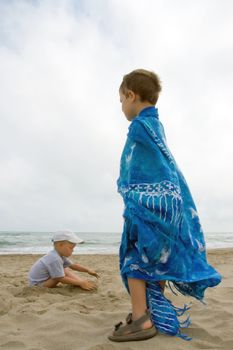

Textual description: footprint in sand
[87,345,118,350]
[0,341,25,349]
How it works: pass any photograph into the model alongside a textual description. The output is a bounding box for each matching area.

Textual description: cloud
[0,0,232,231]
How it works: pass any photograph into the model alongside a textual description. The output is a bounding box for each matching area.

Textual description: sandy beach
[0,249,232,350]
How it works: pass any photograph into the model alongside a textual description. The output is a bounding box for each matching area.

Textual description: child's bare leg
[159,280,166,292]
[64,268,83,281]
[43,278,60,288]
[128,278,153,329]
[42,269,82,288]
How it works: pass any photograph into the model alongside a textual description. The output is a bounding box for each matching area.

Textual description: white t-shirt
[28,249,72,286]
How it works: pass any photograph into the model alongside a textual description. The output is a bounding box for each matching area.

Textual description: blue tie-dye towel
[117,106,221,339]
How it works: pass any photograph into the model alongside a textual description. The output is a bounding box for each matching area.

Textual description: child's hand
[79,279,97,291]
[87,269,100,279]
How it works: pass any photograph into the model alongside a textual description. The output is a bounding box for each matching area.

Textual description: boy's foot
[125,312,153,329]
[108,310,157,342]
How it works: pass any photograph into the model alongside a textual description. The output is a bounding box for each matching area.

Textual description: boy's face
[55,241,76,257]
[119,89,139,121]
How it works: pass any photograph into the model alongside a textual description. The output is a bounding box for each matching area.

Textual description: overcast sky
[0,0,232,232]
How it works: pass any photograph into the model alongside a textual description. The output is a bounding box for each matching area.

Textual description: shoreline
[0,246,233,256]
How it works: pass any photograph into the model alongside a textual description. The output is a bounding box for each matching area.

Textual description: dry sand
[0,249,232,350]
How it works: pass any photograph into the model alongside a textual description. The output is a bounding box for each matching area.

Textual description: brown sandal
[126,312,132,324]
[108,310,157,342]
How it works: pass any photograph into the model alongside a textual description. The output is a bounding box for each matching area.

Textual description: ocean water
[0,231,121,255]
[0,231,233,255]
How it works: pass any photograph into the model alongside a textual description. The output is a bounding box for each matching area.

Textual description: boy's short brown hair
[120,69,162,105]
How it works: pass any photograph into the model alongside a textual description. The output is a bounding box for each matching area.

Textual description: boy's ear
[127,90,136,101]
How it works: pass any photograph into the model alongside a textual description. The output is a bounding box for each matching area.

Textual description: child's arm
[55,275,97,290]
[69,263,100,278]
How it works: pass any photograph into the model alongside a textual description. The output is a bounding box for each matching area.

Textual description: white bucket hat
[52,230,84,244]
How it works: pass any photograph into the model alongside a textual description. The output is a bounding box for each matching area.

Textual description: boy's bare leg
[43,278,60,288]
[159,280,166,292]
[64,268,97,290]
[42,268,82,288]
[64,268,83,281]
[128,278,153,329]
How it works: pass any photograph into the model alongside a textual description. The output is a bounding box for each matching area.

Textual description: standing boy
[108,69,221,342]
